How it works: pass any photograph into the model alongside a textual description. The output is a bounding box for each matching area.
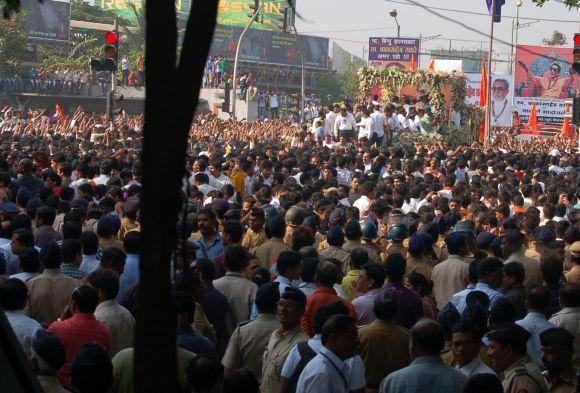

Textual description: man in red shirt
[48,285,111,389]
[300,261,357,336]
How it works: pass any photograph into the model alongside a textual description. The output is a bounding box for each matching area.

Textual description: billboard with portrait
[465,73,514,127]
[514,44,579,125]
[21,0,70,42]
[368,37,420,70]
[210,24,328,69]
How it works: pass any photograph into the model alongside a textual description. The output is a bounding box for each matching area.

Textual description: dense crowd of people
[0,58,145,96]
[0,96,579,393]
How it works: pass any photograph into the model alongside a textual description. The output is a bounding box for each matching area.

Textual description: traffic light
[104,31,119,71]
[248,0,260,18]
[573,33,580,75]
[109,91,124,118]
[90,31,119,72]
[564,96,580,126]
[279,7,290,32]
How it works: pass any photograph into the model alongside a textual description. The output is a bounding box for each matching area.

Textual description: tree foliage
[532,0,579,8]
[338,62,360,100]
[543,30,567,46]
[0,16,27,77]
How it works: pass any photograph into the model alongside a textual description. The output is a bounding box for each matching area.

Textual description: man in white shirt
[333,107,356,141]
[325,105,339,137]
[451,322,495,377]
[88,268,135,356]
[323,134,337,149]
[369,105,386,146]
[208,162,232,191]
[296,314,360,393]
[268,92,279,119]
[449,104,461,127]
[121,55,130,86]
[192,172,217,199]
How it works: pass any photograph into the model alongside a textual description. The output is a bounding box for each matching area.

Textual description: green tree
[339,62,360,100]
[533,0,579,7]
[70,0,118,23]
[0,16,27,77]
[543,30,567,46]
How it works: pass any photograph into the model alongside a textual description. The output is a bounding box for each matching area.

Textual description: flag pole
[484,0,495,145]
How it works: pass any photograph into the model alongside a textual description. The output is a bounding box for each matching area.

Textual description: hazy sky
[295,0,580,73]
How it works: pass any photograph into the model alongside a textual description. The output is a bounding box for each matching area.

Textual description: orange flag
[479,59,488,108]
[562,104,571,138]
[429,58,435,72]
[409,56,416,71]
[479,59,488,142]
[55,104,65,124]
[527,102,539,135]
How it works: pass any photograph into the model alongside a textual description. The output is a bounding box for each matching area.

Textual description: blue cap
[0,202,20,214]
[445,232,467,250]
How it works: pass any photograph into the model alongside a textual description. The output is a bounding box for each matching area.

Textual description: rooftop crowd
[0,96,579,393]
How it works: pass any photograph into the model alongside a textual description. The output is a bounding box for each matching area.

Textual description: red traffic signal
[105,31,118,45]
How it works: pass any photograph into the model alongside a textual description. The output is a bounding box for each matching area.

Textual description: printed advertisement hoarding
[210,24,329,70]
[217,0,293,31]
[99,0,190,21]
[368,37,420,70]
[514,44,579,125]
[465,73,515,127]
[22,0,70,42]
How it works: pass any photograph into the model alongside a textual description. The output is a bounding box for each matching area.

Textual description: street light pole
[389,9,400,38]
[484,0,495,145]
[292,23,305,124]
[513,0,522,72]
[232,5,262,122]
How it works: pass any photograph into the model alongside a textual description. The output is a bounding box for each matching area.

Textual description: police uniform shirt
[500,355,549,393]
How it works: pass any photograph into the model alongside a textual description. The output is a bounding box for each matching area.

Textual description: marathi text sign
[210,24,329,70]
[22,0,70,42]
[465,73,515,127]
[514,44,579,125]
[368,37,419,70]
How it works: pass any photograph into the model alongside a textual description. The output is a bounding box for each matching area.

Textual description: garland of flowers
[357,66,483,144]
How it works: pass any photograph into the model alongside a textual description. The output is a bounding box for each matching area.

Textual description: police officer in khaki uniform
[317,207,347,252]
[361,220,387,263]
[283,206,304,247]
[487,322,549,393]
[539,327,579,393]
[343,220,381,264]
[221,282,280,382]
[255,215,290,271]
[261,287,308,393]
[384,222,409,259]
[319,225,351,275]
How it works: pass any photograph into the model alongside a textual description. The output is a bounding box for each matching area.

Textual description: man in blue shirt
[457,258,504,313]
[118,231,140,301]
[194,208,224,263]
[380,319,467,393]
[516,285,555,368]
[296,314,361,393]
[174,291,217,358]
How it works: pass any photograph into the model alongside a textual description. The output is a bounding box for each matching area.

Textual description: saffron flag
[429,58,435,72]
[479,59,488,108]
[55,104,65,124]
[409,56,416,71]
[479,59,488,142]
[562,104,571,138]
[527,102,539,135]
